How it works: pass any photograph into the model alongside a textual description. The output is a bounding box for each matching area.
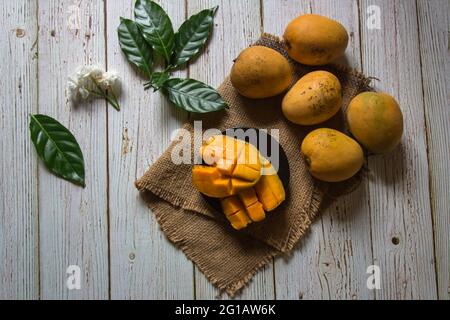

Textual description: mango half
[192,135,262,198]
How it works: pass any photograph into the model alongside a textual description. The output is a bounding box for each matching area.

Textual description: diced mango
[254,163,286,211]
[194,136,287,230]
[192,166,232,198]
[246,202,266,222]
[227,210,252,230]
[220,196,244,217]
[238,188,258,207]
[192,135,262,198]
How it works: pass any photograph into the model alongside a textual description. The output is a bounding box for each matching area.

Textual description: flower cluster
[68,65,121,110]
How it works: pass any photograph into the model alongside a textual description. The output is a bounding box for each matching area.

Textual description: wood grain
[416,0,450,300]
[187,0,275,299]
[360,0,437,299]
[37,0,109,299]
[263,0,375,300]
[0,0,448,300]
[0,0,39,300]
[107,0,194,299]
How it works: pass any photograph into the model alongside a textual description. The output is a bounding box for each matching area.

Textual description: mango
[192,135,262,198]
[282,71,342,125]
[220,160,286,230]
[220,196,252,230]
[254,159,286,211]
[284,14,349,66]
[301,128,364,182]
[230,46,293,99]
[347,92,404,153]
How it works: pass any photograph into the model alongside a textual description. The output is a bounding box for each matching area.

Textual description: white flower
[99,71,121,95]
[67,65,122,110]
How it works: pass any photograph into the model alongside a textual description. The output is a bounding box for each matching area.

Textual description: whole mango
[301,128,364,182]
[282,71,342,125]
[284,14,349,66]
[230,46,293,99]
[346,92,403,154]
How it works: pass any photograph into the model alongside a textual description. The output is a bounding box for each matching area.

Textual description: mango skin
[282,71,342,125]
[347,92,404,154]
[301,128,364,182]
[230,46,293,99]
[284,14,349,66]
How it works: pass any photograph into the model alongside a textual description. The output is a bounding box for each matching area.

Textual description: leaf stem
[88,75,121,111]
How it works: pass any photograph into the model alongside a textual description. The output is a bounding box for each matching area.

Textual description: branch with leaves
[118,0,227,113]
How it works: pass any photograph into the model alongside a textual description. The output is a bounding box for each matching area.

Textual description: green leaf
[118,17,153,78]
[134,0,174,64]
[162,78,228,113]
[29,114,85,187]
[171,6,218,68]
[145,71,170,91]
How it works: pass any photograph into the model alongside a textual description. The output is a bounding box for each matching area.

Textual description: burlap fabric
[135,33,372,296]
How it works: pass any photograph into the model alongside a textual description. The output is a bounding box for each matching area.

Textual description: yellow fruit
[284,14,349,66]
[220,196,252,230]
[230,46,293,99]
[192,135,261,198]
[282,71,342,125]
[301,128,364,182]
[347,92,404,153]
[220,160,286,230]
[254,159,286,211]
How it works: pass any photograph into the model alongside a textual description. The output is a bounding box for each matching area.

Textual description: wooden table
[1,0,448,300]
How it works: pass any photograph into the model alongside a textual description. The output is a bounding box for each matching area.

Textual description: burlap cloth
[135,34,372,296]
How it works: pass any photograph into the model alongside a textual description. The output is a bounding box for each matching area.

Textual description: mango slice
[192,134,286,230]
[192,135,262,198]
[220,160,286,230]
[255,161,286,211]
[220,196,252,230]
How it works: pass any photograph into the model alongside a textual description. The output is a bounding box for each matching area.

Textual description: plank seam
[35,0,42,301]
[259,0,277,301]
[357,0,376,300]
[414,0,440,300]
[104,0,112,300]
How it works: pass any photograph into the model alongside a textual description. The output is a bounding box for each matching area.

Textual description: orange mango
[192,135,262,198]
[255,160,286,211]
[220,159,286,230]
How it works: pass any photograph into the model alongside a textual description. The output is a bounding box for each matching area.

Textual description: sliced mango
[227,210,252,230]
[193,135,287,230]
[220,196,251,230]
[238,188,266,222]
[192,135,262,198]
[254,162,286,211]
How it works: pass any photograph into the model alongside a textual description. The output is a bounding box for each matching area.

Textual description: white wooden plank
[0,0,39,300]
[107,0,194,299]
[187,0,275,299]
[264,0,374,300]
[38,0,109,299]
[417,0,450,300]
[360,0,437,299]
